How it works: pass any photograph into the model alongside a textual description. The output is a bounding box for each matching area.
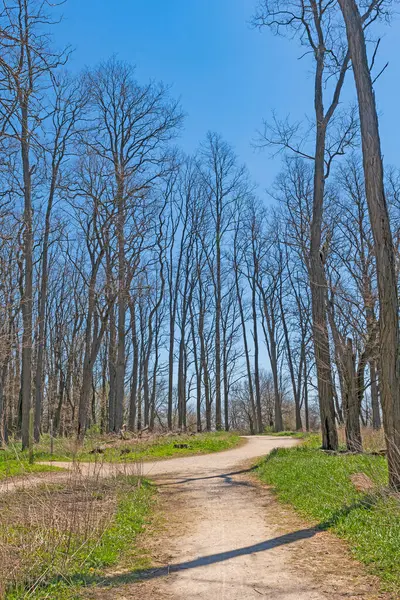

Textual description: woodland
[0,0,400,491]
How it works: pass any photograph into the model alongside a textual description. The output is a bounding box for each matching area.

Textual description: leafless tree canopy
[0,0,399,487]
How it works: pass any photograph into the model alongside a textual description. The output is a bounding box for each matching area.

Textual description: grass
[0,432,241,486]
[256,433,400,594]
[2,475,155,599]
[264,429,311,439]
[32,431,241,464]
[0,449,63,480]
[0,430,240,597]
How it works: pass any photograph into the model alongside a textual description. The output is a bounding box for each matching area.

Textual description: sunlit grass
[257,438,400,593]
[3,475,155,599]
[33,431,241,463]
[0,448,63,480]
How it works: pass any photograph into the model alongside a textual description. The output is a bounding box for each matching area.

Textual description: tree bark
[370,360,381,429]
[234,267,257,433]
[20,97,33,450]
[215,214,222,430]
[344,338,363,452]
[338,0,400,487]
[309,116,338,450]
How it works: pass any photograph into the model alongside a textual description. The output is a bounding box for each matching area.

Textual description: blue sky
[55,0,400,197]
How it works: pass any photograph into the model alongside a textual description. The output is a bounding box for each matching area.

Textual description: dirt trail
[83,436,384,600]
[0,435,291,493]
[129,436,384,600]
[2,437,387,599]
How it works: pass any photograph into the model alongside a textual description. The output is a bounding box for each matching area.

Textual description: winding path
[130,435,384,599]
[2,436,385,599]
[140,435,320,599]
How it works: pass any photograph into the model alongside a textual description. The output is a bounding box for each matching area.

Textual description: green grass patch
[0,449,63,480]
[256,445,400,593]
[33,431,241,463]
[264,429,314,439]
[4,476,155,599]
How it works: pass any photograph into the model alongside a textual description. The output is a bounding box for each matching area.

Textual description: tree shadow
[61,527,318,590]
[158,467,257,488]
[318,493,379,529]
[31,483,381,594]
[87,494,379,589]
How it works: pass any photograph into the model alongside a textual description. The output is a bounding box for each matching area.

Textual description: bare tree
[254,0,359,449]
[85,58,182,433]
[338,0,400,487]
[0,0,69,448]
[33,75,86,441]
[198,133,247,430]
[257,223,284,432]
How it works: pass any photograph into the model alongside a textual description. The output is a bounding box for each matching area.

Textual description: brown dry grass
[0,460,145,598]
[336,427,386,453]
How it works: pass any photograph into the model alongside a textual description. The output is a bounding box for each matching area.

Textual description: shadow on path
[158,467,257,488]
[71,527,318,589]
[137,528,318,578]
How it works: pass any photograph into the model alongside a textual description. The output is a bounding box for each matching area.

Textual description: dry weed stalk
[0,454,144,597]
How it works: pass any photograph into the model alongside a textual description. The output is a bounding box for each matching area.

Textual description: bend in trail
[130,436,384,600]
[2,437,386,599]
[0,435,292,493]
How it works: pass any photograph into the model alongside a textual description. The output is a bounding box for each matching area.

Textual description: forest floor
[65,436,391,600]
[0,432,240,492]
[1,435,395,599]
[33,430,242,463]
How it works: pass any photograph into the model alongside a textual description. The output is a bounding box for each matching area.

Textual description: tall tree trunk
[128,302,139,431]
[100,347,107,433]
[222,329,229,431]
[199,302,211,431]
[280,294,302,431]
[303,352,310,432]
[78,354,93,439]
[190,301,202,432]
[329,301,361,449]
[115,188,126,433]
[34,177,56,442]
[143,340,150,428]
[251,279,263,433]
[167,313,175,430]
[308,42,338,450]
[20,98,33,450]
[149,322,160,432]
[77,270,109,439]
[343,338,363,452]
[215,219,222,430]
[270,338,283,432]
[339,0,400,488]
[259,288,283,432]
[370,360,381,429]
[0,363,8,444]
[108,306,117,432]
[309,180,338,446]
[137,303,145,432]
[77,277,96,439]
[235,268,257,433]
[177,323,186,430]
